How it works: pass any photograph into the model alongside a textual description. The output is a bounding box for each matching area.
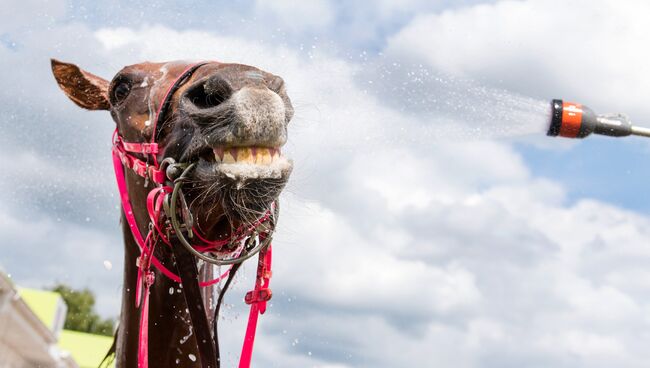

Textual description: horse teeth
[223,151,236,163]
[229,148,238,161]
[213,148,224,162]
[213,146,280,165]
[258,148,272,165]
[237,147,253,163]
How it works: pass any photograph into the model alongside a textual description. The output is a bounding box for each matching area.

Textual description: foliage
[51,284,115,336]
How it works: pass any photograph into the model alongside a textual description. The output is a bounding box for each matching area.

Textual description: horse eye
[112,81,132,104]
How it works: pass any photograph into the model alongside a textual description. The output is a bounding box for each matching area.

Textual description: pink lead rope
[111,62,273,368]
[240,245,273,367]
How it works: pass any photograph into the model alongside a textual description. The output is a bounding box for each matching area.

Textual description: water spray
[547,99,650,139]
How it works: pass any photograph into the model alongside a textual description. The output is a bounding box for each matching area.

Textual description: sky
[3,0,650,367]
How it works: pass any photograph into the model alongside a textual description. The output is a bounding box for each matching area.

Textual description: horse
[51,58,293,367]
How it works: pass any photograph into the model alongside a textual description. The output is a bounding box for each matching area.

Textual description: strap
[151,62,209,166]
[112,147,181,280]
[137,270,154,368]
[113,142,166,185]
[239,245,273,367]
[115,145,272,366]
[136,226,158,367]
[122,141,159,154]
[113,145,233,287]
[173,243,218,368]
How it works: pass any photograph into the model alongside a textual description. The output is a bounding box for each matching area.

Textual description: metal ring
[162,158,191,182]
[168,163,273,265]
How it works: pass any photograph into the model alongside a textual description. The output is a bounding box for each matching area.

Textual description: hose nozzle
[547,99,650,139]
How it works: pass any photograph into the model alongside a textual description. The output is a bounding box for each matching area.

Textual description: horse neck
[115,170,201,367]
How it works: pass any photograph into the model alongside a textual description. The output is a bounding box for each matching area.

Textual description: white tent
[0,272,77,368]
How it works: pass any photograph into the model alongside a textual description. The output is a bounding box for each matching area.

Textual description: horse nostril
[184,76,233,109]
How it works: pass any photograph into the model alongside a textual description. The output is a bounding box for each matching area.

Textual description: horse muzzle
[181,73,291,149]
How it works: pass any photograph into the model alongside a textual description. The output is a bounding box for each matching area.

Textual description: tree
[51,284,115,336]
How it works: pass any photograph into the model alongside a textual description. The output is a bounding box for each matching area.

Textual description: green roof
[59,330,115,368]
[18,286,115,368]
[18,288,61,331]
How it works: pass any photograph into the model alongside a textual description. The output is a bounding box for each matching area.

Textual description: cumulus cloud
[386,0,650,119]
[85,21,650,367]
[0,208,122,316]
[3,1,650,367]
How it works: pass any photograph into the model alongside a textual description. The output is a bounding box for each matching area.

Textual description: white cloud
[4,1,650,366]
[86,23,650,366]
[275,201,482,318]
[0,209,122,316]
[386,0,650,119]
[537,330,626,359]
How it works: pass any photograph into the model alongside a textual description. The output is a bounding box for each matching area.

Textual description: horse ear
[51,58,110,110]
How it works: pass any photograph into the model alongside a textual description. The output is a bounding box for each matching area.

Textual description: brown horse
[51,59,293,367]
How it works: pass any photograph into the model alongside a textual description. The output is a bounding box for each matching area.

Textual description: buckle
[136,254,149,269]
[144,271,155,287]
[245,288,272,305]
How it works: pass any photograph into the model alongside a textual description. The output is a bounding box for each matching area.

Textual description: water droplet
[103,260,113,270]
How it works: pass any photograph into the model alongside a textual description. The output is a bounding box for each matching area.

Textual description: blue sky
[3,0,650,367]
[520,138,650,212]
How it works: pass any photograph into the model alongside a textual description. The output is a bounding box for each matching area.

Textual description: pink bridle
[111,62,273,368]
